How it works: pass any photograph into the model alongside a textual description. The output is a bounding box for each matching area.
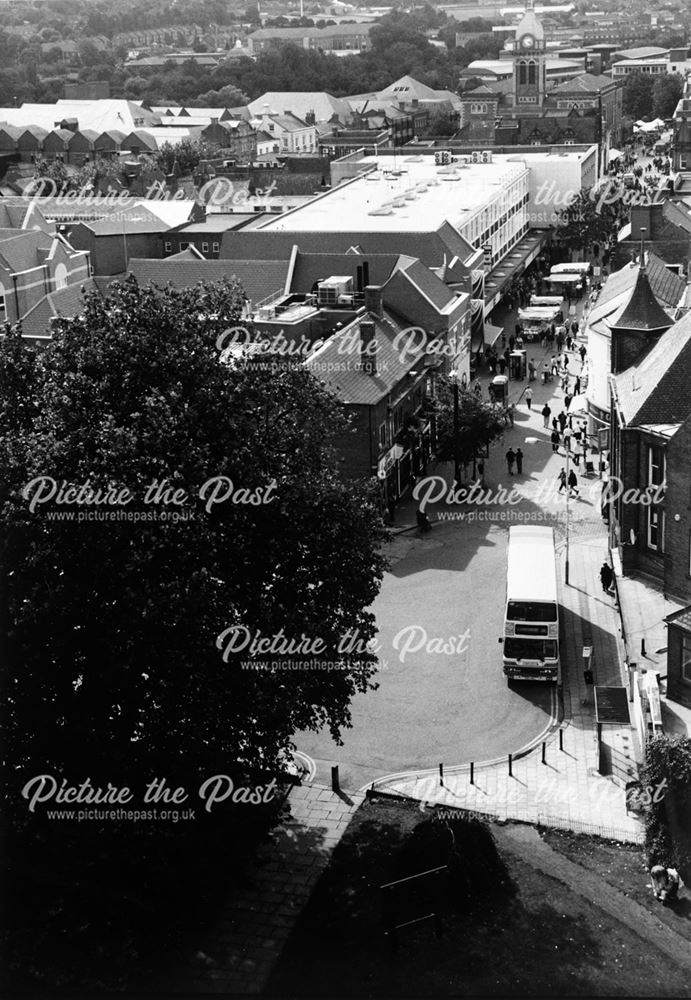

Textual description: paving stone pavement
[183,783,363,994]
[375,504,645,844]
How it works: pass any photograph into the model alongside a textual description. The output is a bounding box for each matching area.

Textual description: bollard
[470,762,474,786]
[439,762,444,787]
[508,753,513,777]
[331,765,340,793]
[559,729,564,752]
[641,638,646,657]
[542,741,546,765]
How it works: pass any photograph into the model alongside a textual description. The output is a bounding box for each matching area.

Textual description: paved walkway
[611,556,691,739]
[377,310,644,842]
[184,783,363,994]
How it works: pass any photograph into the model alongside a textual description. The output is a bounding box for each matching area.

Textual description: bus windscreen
[507,600,558,622]
[504,638,558,661]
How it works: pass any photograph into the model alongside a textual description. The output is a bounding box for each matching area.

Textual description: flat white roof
[506,526,557,602]
[258,154,529,233]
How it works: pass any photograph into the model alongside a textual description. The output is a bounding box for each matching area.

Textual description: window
[378,422,387,450]
[528,60,537,84]
[164,241,172,253]
[518,60,527,85]
[647,506,661,551]
[202,242,209,253]
[54,263,67,290]
[179,242,189,251]
[648,445,665,487]
[682,633,691,684]
[212,242,219,253]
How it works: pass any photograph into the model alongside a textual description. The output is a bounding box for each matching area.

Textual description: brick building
[609,293,691,604]
[459,3,623,167]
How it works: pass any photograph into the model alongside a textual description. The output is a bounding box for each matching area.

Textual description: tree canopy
[1,277,387,797]
[433,378,506,469]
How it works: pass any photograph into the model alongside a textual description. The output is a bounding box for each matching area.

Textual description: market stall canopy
[545,274,582,283]
[607,148,623,162]
[550,262,590,274]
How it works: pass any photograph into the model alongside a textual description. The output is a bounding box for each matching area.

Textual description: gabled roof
[0,230,62,273]
[395,256,459,312]
[219,224,475,275]
[248,92,352,124]
[305,309,426,406]
[126,258,291,305]
[260,112,311,132]
[550,73,615,94]
[20,279,96,340]
[612,311,691,427]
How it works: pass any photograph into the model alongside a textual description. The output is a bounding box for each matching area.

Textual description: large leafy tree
[1,276,387,797]
[652,73,684,120]
[555,188,621,255]
[623,71,655,120]
[433,377,505,469]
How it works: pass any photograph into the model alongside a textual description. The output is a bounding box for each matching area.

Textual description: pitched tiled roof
[289,251,402,292]
[305,309,425,405]
[220,225,475,273]
[396,256,458,311]
[20,279,96,340]
[127,258,290,304]
[550,73,615,94]
[248,92,351,124]
[0,230,58,272]
[612,311,691,426]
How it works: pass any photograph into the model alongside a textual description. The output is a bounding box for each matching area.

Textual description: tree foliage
[623,71,655,121]
[641,733,691,882]
[433,378,506,468]
[1,277,387,796]
[652,73,684,120]
[555,188,621,255]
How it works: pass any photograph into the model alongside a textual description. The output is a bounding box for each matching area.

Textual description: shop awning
[607,148,623,162]
[545,274,582,284]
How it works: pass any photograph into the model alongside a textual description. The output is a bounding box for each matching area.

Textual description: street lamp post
[450,370,461,492]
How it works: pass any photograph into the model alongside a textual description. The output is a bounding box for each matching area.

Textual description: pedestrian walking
[579,345,587,363]
[509,334,516,351]
[499,357,506,375]
[525,386,533,409]
[515,448,524,474]
[600,561,613,593]
[572,319,579,337]
[558,410,567,432]
[551,429,560,453]
[507,402,515,427]
[477,461,485,485]
[566,333,572,351]
[506,448,516,474]
[563,425,572,452]
[528,358,536,381]
[550,355,558,375]
[557,467,567,491]
[416,506,432,534]
[565,392,572,411]
[568,469,580,498]
[542,403,551,428]
[574,376,581,395]
[474,379,482,396]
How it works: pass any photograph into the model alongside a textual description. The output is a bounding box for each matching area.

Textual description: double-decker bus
[501,526,560,683]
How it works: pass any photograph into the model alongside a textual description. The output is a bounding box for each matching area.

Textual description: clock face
[522,35,534,47]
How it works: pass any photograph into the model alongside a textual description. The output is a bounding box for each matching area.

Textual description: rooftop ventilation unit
[317,276,353,306]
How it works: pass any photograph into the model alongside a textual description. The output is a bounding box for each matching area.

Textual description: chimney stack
[364,284,383,317]
[360,319,377,376]
[362,260,370,286]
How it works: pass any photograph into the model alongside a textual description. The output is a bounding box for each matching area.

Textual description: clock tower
[513,0,546,109]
